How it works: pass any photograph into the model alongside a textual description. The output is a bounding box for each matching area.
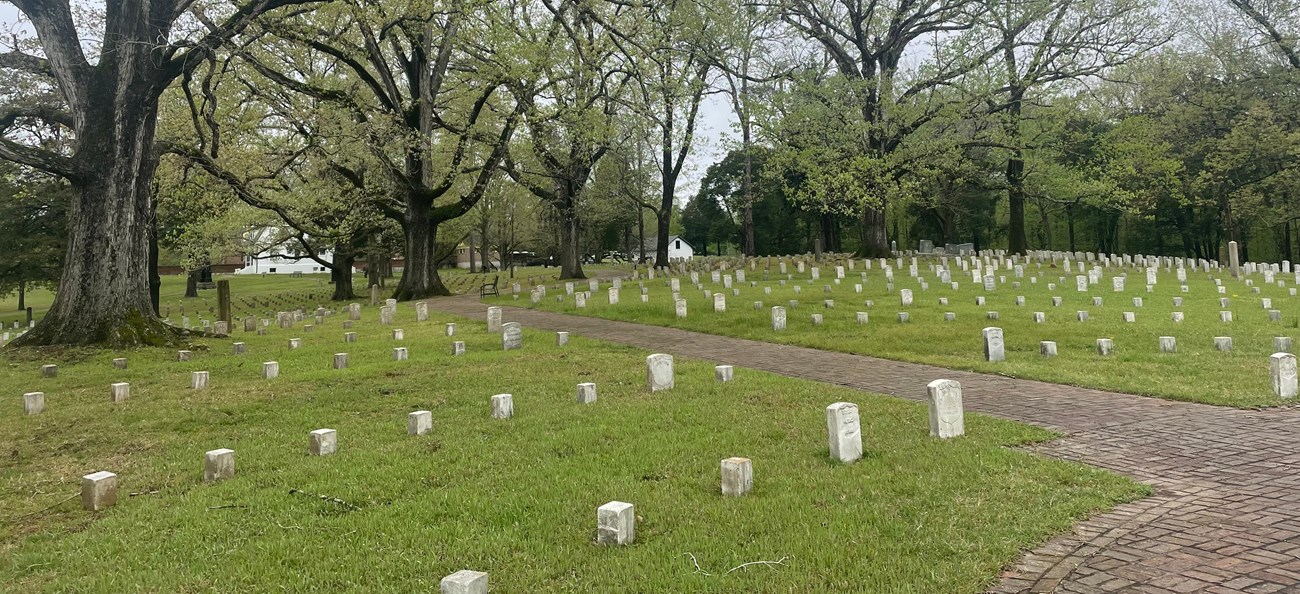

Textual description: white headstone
[646,354,674,391]
[983,327,1005,362]
[825,402,862,463]
[926,379,964,439]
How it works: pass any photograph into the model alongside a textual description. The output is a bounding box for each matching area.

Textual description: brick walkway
[433,295,1300,594]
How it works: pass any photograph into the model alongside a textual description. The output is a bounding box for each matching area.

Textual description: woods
[1,0,1298,345]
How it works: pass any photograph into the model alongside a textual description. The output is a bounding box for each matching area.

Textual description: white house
[234,227,334,275]
[643,235,695,261]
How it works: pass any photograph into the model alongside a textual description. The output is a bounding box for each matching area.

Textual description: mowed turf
[498,257,1300,408]
[0,265,567,326]
[0,302,1142,592]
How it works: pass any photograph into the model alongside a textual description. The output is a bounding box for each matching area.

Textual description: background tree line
[0,0,1296,345]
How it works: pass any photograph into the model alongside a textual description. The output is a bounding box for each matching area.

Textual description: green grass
[0,301,1142,592]
[0,266,567,327]
[494,257,1299,408]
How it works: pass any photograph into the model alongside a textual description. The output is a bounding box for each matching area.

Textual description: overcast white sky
[0,4,731,202]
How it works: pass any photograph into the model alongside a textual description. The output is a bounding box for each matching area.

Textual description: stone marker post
[926,379,965,438]
[1272,353,1298,398]
[309,429,337,455]
[597,501,635,545]
[409,411,433,435]
[440,570,489,594]
[487,306,503,333]
[825,402,862,463]
[1229,240,1240,279]
[491,394,514,418]
[81,471,118,511]
[576,383,597,404]
[204,449,235,482]
[721,457,753,496]
[502,322,522,351]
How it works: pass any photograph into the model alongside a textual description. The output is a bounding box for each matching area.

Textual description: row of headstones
[22,329,568,417]
[976,327,1299,398]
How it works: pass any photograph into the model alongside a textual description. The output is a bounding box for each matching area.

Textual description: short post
[491,394,514,419]
[262,362,279,379]
[715,365,734,382]
[720,457,753,496]
[110,382,129,402]
[203,449,235,482]
[440,570,489,594]
[333,353,349,369]
[596,501,635,545]
[393,347,409,361]
[81,471,118,511]
[191,371,209,390]
[451,341,466,356]
[309,429,337,455]
[408,411,432,435]
[576,383,597,404]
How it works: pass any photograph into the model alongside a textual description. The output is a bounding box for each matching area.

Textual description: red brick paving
[433,294,1300,594]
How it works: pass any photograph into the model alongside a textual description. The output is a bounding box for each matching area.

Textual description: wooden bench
[479,275,500,298]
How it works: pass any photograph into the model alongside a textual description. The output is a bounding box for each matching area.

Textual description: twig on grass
[206,505,248,510]
[683,552,712,576]
[684,553,789,577]
[724,557,789,574]
[287,488,361,511]
[10,494,77,520]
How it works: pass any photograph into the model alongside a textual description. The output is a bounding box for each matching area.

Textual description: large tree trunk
[861,204,889,257]
[655,206,671,267]
[331,247,357,301]
[12,107,175,346]
[559,206,586,279]
[17,281,25,311]
[393,197,451,300]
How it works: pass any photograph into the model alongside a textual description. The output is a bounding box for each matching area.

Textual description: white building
[234,228,334,275]
[643,235,695,261]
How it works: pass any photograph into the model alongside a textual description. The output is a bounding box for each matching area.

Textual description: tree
[778,0,996,256]
[502,0,629,279]
[0,165,68,310]
[244,0,523,300]
[980,0,1165,254]
[0,0,326,346]
[599,0,714,267]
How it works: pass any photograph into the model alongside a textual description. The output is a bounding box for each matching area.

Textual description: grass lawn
[0,300,1143,592]
[0,266,567,328]
[492,257,1299,408]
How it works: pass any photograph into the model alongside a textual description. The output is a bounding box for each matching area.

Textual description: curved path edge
[433,295,1300,594]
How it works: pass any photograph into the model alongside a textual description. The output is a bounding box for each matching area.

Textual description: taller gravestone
[486,306,503,333]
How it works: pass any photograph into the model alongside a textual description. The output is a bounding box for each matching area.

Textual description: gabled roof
[643,235,693,251]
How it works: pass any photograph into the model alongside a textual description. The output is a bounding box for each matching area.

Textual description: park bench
[480,275,500,298]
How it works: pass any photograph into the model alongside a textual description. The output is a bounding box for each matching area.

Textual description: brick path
[433,295,1300,593]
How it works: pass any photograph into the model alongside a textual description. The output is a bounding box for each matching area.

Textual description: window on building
[269,268,277,273]
[675,240,681,250]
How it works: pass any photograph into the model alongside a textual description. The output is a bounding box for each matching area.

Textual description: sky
[0,4,732,203]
